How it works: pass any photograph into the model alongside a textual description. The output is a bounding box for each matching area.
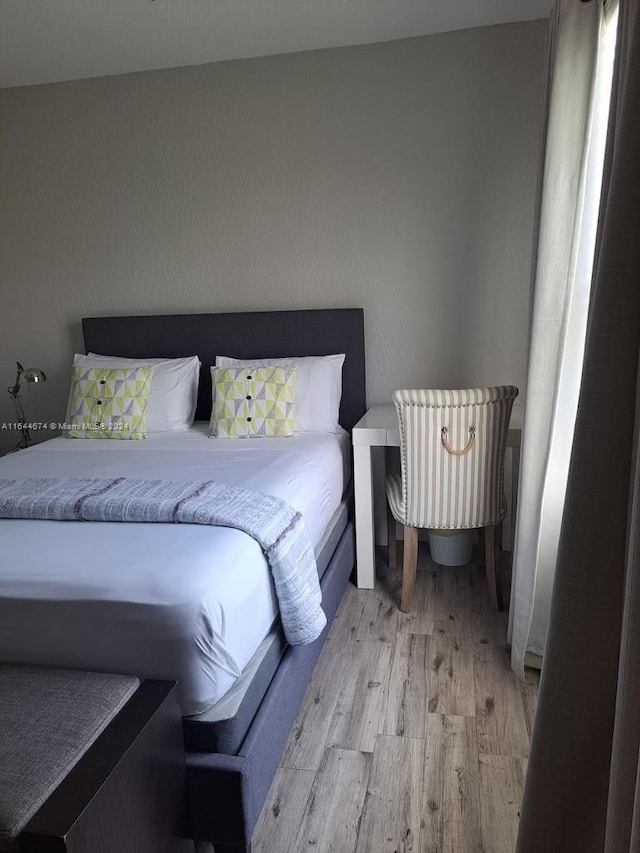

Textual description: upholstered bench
[0,665,193,853]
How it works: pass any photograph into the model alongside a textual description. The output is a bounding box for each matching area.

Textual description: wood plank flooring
[236,547,538,852]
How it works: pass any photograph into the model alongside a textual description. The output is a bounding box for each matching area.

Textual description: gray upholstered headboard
[82,308,366,431]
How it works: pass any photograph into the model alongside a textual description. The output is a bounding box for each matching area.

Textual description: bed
[0,308,366,853]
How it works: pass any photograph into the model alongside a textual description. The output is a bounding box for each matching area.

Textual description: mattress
[0,424,351,715]
[182,497,351,754]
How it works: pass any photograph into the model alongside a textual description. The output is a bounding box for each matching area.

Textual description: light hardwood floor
[221,547,538,853]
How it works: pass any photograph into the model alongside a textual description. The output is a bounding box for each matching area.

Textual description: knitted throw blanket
[0,477,326,645]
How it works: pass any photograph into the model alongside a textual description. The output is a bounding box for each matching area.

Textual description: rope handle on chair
[441,425,476,456]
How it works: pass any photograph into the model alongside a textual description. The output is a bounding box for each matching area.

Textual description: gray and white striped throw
[0,477,326,645]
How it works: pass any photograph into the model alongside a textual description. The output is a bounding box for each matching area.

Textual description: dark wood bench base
[20,681,193,853]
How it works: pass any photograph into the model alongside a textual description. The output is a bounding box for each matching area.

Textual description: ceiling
[0,0,552,89]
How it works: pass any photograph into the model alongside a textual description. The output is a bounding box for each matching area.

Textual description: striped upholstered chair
[386,387,518,613]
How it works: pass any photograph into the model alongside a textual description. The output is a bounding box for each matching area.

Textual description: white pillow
[215,354,345,432]
[69,353,201,432]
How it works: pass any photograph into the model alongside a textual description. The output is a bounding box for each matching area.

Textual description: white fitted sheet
[0,425,350,714]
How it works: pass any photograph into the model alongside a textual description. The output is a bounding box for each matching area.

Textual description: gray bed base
[186,521,355,852]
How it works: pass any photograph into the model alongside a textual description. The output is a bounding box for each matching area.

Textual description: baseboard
[524,652,543,670]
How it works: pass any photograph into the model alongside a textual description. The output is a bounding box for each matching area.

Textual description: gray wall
[0,21,546,450]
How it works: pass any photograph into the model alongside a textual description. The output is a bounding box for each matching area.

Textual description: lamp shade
[20,368,46,384]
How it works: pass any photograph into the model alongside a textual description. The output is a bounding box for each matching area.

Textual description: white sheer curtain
[509,0,618,675]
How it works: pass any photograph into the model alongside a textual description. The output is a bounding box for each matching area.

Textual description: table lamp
[7,361,47,450]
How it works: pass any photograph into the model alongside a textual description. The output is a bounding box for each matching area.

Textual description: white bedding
[0,425,350,715]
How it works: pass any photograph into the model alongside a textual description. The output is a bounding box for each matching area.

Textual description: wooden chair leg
[478,527,486,568]
[400,526,419,613]
[484,525,504,611]
[387,503,397,571]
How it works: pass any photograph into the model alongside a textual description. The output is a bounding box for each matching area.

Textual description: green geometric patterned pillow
[66,365,153,439]
[209,365,297,438]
